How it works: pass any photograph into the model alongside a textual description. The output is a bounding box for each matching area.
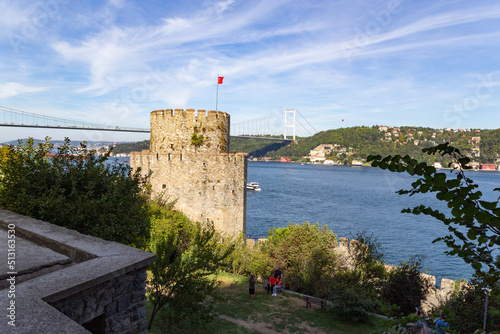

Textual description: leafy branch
[368,143,500,287]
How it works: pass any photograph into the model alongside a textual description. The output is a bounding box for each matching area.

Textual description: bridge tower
[284,109,296,140]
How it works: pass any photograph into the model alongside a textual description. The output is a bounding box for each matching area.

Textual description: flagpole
[216,74,219,112]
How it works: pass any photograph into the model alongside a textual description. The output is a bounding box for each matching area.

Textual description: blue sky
[0,0,499,143]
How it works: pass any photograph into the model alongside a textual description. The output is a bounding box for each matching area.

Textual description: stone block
[440,278,455,292]
[116,294,132,313]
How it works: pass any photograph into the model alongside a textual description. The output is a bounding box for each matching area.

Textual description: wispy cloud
[0,82,48,99]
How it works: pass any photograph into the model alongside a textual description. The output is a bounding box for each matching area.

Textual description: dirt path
[219,314,329,334]
[219,314,281,334]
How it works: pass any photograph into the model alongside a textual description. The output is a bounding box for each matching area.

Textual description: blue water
[246,161,500,281]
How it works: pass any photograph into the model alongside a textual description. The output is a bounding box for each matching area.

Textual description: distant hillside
[111,137,290,157]
[112,140,150,154]
[265,126,500,164]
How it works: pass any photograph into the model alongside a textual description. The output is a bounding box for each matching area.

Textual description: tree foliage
[0,146,10,165]
[381,255,433,316]
[0,137,150,247]
[263,222,342,297]
[345,231,387,294]
[368,143,500,287]
[220,234,273,278]
[146,201,234,329]
[111,139,150,154]
[442,276,500,333]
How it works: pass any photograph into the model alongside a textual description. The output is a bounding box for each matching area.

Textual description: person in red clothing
[268,274,277,294]
[272,277,282,296]
[267,274,275,294]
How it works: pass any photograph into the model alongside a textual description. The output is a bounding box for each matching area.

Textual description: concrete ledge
[0,209,156,333]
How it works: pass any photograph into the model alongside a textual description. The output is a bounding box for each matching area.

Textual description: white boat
[351,160,363,166]
[246,182,261,192]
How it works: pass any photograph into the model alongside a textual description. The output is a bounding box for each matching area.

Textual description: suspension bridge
[0,106,316,141]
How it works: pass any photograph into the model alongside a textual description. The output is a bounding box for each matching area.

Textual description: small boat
[246,182,261,192]
[351,160,363,166]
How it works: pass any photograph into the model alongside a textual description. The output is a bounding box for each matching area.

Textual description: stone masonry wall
[131,151,247,235]
[48,268,148,334]
[131,109,247,235]
[150,109,230,155]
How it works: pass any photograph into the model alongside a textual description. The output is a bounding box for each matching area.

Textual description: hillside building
[308,144,335,162]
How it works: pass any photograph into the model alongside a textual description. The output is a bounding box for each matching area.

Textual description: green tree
[263,222,342,297]
[381,255,433,315]
[346,231,387,294]
[0,137,150,247]
[368,143,500,287]
[146,201,234,329]
[221,234,273,278]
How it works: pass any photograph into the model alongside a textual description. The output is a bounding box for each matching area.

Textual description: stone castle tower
[130,109,248,235]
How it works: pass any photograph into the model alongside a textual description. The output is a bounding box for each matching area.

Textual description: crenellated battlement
[151,109,230,120]
[150,108,230,155]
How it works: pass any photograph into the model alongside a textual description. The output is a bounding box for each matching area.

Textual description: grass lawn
[147,272,391,333]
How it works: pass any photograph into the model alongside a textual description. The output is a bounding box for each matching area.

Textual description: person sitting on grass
[249,275,256,302]
[435,314,449,333]
[272,276,282,296]
[269,274,277,294]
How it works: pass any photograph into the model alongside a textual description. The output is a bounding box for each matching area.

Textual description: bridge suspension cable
[231,111,283,137]
[295,109,317,135]
[0,106,149,133]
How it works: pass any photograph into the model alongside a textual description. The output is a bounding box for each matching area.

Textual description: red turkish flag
[218,76,224,84]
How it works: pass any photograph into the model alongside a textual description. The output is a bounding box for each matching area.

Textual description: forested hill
[111,126,500,164]
[265,126,500,164]
[112,138,288,156]
[112,140,150,154]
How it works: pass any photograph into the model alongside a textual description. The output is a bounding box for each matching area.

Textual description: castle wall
[131,109,247,235]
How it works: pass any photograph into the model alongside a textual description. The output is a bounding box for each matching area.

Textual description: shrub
[329,286,379,323]
[219,235,273,279]
[346,231,387,296]
[381,255,433,315]
[0,137,150,248]
[442,277,500,333]
[263,222,344,296]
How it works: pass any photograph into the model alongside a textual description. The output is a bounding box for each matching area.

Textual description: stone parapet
[0,209,155,333]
